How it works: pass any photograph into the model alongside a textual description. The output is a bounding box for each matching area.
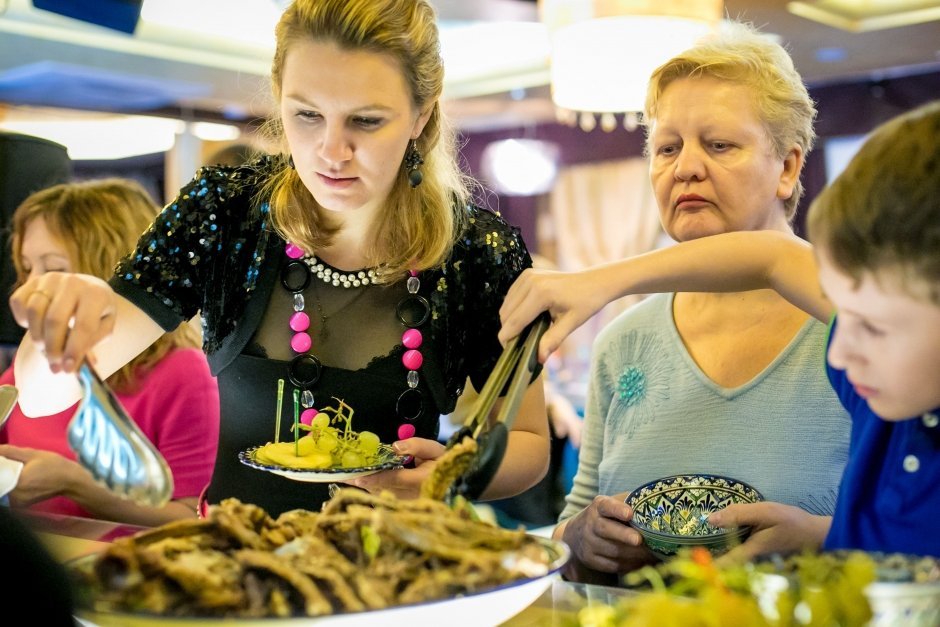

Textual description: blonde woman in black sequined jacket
[9,0,548,517]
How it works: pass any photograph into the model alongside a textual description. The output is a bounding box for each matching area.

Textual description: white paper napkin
[0,455,24,499]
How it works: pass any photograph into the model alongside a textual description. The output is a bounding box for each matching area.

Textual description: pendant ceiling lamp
[540,0,723,130]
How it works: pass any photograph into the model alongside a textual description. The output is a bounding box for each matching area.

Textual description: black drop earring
[288,154,295,170]
[405,140,423,188]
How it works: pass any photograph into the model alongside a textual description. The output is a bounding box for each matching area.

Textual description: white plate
[72,537,569,627]
[238,446,405,483]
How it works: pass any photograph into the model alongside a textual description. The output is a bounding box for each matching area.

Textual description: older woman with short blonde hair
[500,22,849,583]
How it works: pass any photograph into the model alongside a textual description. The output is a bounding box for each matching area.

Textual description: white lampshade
[481,139,560,196]
[542,0,722,115]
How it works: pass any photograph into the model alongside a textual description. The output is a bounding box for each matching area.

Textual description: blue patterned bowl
[625,474,765,559]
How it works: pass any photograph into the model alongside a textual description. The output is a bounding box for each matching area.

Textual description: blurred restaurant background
[1,0,939,525]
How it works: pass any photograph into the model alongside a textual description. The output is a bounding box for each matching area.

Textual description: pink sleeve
[118,348,220,499]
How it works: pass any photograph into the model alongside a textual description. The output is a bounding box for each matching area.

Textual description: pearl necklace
[281,243,429,440]
[300,253,378,288]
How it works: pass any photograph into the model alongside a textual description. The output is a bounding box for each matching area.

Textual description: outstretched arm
[0,445,197,526]
[499,230,833,362]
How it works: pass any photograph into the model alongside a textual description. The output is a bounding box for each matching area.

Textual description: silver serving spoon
[67,362,173,507]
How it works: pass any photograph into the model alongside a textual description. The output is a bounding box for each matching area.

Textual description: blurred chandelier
[540,0,723,132]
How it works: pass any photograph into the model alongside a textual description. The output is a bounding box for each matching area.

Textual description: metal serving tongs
[443,313,550,502]
[67,362,173,507]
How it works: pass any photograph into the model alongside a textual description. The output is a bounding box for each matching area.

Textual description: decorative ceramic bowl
[625,473,765,559]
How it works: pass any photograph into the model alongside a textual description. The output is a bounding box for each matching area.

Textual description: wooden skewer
[274,378,285,443]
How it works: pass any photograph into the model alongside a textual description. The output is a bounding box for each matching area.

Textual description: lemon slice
[255,439,332,469]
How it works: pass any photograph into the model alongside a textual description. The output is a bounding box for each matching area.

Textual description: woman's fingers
[392,436,445,463]
[578,518,646,572]
[38,288,78,369]
[593,493,634,524]
[352,437,455,498]
[349,463,431,499]
[498,273,539,346]
[500,281,564,361]
[9,274,116,373]
[0,444,31,462]
[537,314,577,362]
[500,269,594,362]
[9,283,40,330]
[498,268,534,317]
[62,291,116,373]
[11,284,55,349]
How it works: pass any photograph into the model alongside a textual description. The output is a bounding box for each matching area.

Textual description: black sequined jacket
[111,157,532,418]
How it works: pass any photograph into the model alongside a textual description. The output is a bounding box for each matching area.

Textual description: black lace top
[110,157,532,515]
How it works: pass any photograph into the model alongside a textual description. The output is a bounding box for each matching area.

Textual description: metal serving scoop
[68,362,173,507]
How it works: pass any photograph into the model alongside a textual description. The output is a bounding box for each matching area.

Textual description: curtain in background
[543,157,662,403]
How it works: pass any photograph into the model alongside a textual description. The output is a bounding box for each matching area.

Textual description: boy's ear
[777,144,804,200]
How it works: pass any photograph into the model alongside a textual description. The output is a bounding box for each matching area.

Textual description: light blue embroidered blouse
[561,292,851,521]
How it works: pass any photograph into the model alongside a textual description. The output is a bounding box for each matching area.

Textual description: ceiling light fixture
[480,138,560,196]
[787,0,940,33]
[0,112,241,160]
[540,0,722,131]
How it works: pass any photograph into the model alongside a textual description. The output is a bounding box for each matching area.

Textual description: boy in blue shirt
[499,100,940,558]
[737,100,940,557]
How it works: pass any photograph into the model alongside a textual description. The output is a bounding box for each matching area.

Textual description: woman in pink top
[0,179,219,526]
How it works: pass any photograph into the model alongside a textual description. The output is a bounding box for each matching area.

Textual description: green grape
[316,431,339,453]
[342,451,366,468]
[311,414,330,430]
[357,431,380,456]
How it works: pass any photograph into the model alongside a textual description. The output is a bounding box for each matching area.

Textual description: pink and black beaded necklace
[280,242,429,437]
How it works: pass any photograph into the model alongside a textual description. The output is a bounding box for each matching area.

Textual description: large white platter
[72,537,569,627]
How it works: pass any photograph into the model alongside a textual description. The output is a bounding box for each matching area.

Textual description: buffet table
[502,578,631,626]
[25,512,633,626]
